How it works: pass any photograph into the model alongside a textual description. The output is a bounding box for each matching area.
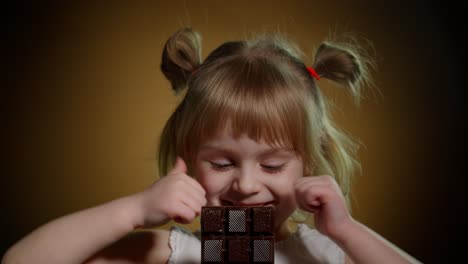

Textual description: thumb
[169,156,187,175]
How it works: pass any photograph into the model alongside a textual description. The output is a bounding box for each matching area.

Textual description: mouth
[221,200,275,207]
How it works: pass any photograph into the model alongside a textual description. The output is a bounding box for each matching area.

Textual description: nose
[231,167,261,195]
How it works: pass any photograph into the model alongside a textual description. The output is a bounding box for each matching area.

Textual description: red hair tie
[307,67,320,80]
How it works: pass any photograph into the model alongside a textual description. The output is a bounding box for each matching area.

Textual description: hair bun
[313,40,375,104]
[161,28,202,93]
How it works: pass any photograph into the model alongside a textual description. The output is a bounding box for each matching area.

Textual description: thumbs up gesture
[137,157,207,227]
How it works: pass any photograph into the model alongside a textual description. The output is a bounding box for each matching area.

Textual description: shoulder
[167,226,201,263]
[86,229,172,264]
[298,224,344,253]
[146,229,173,263]
[276,224,345,263]
[119,227,201,264]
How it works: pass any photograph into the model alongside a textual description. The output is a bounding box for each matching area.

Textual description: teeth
[221,200,275,207]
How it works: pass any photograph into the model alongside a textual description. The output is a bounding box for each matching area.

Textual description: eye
[261,164,286,173]
[209,161,233,171]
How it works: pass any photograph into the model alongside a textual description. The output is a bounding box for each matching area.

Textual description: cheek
[279,165,303,183]
[288,162,304,182]
[270,167,302,196]
[195,168,230,197]
[198,177,220,194]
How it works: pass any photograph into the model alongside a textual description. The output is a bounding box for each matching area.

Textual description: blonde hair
[159,28,374,205]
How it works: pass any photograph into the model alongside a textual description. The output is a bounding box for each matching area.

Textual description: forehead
[199,123,296,157]
[205,121,288,147]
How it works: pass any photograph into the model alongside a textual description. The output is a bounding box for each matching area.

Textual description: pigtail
[161,28,202,94]
[307,38,375,212]
[313,40,375,105]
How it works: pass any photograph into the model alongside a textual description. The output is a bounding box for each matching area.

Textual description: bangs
[185,56,310,156]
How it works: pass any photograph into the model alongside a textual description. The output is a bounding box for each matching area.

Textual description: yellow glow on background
[4,1,462,261]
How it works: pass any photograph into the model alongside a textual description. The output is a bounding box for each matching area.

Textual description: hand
[295,175,354,239]
[138,157,207,227]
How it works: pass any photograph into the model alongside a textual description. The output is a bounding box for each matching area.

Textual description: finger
[168,158,206,196]
[180,187,207,214]
[172,203,197,224]
[296,185,335,209]
[184,176,207,197]
[295,179,329,194]
[169,156,187,175]
[300,176,344,200]
[296,193,323,213]
[295,175,336,190]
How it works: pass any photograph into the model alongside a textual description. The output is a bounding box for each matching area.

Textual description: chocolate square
[227,207,249,234]
[202,207,225,233]
[202,239,224,263]
[253,238,274,262]
[253,207,274,234]
[201,206,275,263]
[227,238,250,262]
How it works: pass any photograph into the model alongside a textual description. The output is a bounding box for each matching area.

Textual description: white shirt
[168,224,344,263]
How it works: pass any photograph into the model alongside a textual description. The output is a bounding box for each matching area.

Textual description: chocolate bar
[201,206,275,263]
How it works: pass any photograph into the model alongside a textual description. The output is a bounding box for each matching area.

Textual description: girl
[2,28,421,264]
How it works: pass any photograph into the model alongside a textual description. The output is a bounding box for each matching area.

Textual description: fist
[295,175,353,239]
[139,157,207,227]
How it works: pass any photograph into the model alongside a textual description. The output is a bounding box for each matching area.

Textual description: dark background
[3,1,464,262]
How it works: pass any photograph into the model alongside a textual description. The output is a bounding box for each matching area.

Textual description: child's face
[194,126,304,232]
